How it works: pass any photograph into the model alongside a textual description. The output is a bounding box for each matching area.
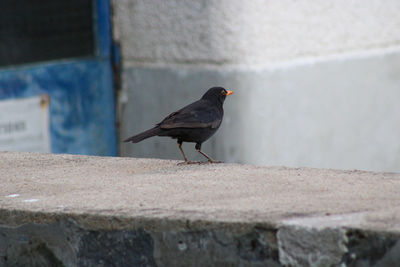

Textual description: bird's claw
[177,161,197,165]
[208,160,223,164]
[178,160,223,165]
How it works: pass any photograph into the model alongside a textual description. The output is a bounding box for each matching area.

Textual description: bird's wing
[157,100,222,129]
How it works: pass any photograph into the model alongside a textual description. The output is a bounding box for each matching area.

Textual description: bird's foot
[177,161,200,165]
[208,160,223,164]
[178,160,223,165]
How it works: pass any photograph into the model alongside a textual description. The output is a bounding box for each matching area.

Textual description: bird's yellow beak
[226,90,234,96]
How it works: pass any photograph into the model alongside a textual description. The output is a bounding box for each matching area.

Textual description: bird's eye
[221,90,226,95]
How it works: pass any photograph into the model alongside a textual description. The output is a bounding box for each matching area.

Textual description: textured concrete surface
[1,152,400,266]
[119,50,400,172]
[1,151,400,230]
[112,0,400,64]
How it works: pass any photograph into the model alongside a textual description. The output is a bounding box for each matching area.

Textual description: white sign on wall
[0,95,50,153]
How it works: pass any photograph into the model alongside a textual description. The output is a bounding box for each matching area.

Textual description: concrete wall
[114,0,400,172]
[2,152,400,266]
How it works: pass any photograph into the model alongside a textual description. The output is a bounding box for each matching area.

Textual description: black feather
[123,127,161,143]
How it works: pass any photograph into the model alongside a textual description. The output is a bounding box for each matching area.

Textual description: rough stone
[77,228,156,267]
[0,220,80,267]
[0,219,281,267]
[277,226,348,266]
[340,230,400,267]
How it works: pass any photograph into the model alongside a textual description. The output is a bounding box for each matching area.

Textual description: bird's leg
[177,141,191,165]
[177,141,188,162]
[195,143,222,163]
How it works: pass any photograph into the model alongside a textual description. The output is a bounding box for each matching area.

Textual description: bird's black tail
[123,127,161,143]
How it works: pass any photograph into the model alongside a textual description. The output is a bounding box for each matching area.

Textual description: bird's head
[201,87,234,104]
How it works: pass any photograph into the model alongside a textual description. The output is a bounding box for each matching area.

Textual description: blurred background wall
[115,0,400,172]
[0,0,117,156]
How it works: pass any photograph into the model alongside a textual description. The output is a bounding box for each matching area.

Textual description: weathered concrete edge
[2,206,400,234]
[0,207,394,229]
[0,208,279,232]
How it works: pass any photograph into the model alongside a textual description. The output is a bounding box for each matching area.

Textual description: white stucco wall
[114,0,400,172]
[113,0,400,65]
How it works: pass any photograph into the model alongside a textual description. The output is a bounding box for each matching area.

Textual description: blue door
[0,0,117,156]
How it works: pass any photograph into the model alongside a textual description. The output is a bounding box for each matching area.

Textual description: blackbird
[124,87,234,164]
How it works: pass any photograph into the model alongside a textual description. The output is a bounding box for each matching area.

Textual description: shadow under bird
[124,87,234,164]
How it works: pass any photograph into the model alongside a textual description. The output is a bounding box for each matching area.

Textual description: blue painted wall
[0,0,117,156]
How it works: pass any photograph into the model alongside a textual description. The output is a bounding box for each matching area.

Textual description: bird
[124,87,234,164]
